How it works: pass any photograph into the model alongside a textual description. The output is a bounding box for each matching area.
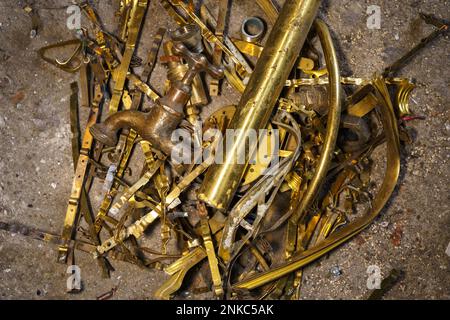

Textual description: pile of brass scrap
[3,0,447,300]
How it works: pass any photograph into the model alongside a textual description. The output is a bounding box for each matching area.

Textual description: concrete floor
[0,0,449,299]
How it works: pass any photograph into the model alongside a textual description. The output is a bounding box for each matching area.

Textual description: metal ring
[241,17,265,43]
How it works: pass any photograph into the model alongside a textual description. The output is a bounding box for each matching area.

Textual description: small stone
[51,183,57,189]
[446,242,450,257]
[181,290,191,298]
[330,266,342,277]
[380,221,389,228]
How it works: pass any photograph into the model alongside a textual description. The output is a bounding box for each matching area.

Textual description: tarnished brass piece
[163,41,208,107]
[38,39,85,73]
[171,0,248,80]
[339,114,371,153]
[288,86,329,116]
[171,24,204,53]
[209,0,229,96]
[198,0,321,211]
[90,42,223,156]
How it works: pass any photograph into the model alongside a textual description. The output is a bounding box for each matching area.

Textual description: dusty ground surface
[0,0,449,300]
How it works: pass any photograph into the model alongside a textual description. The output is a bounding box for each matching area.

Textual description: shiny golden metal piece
[154,247,207,299]
[198,203,223,297]
[198,0,321,211]
[109,0,149,114]
[232,39,263,57]
[204,105,276,186]
[395,79,416,116]
[347,92,378,117]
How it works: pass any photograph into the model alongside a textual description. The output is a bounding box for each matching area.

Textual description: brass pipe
[198,0,321,211]
[289,19,342,224]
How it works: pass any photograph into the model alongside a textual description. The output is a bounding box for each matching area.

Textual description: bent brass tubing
[198,0,321,211]
[289,19,342,225]
[233,76,401,290]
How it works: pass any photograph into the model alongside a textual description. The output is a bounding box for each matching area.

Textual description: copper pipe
[198,0,322,211]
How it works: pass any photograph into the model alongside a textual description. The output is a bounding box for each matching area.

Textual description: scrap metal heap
[3,0,448,299]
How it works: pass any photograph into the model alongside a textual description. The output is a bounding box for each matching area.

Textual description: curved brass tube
[289,19,342,224]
